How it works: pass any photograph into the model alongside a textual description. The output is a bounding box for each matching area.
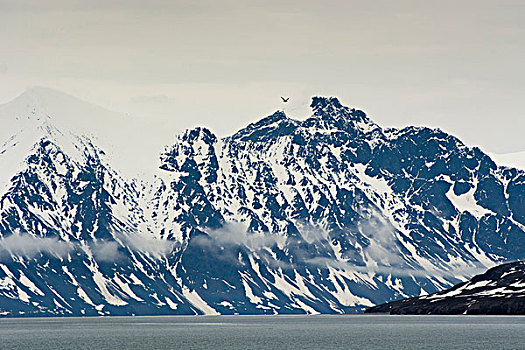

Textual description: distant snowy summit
[366,261,525,315]
[0,87,178,182]
[0,88,523,317]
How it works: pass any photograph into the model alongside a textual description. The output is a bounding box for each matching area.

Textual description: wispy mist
[194,222,286,251]
[356,209,404,267]
[190,212,486,281]
[122,231,177,257]
[90,240,122,262]
[0,232,74,259]
[0,229,178,262]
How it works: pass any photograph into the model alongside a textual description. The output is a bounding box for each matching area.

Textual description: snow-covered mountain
[0,88,523,316]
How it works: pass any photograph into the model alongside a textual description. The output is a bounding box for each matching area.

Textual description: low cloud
[190,213,485,282]
[91,240,122,262]
[122,231,177,257]
[0,232,74,259]
[294,221,329,244]
[0,229,177,262]
[356,209,405,267]
[194,222,286,252]
[307,256,486,279]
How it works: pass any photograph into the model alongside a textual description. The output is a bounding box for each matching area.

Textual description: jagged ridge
[0,90,523,316]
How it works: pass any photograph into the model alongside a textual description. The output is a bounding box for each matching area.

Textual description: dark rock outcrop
[365,261,525,315]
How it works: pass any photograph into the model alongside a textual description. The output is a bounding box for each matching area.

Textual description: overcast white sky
[0,0,523,153]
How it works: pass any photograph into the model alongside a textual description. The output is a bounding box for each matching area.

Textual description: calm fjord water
[0,315,524,350]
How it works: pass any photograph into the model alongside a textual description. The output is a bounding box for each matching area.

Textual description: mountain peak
[0,86,128,158]
[0,87,124,130]
[16,86,67,102]
[3,87,90,115]
[310,96,344,110]
[0,87,166,181]
[227,97,382,144]
[179,126,217,146]
[304,96,381,136]
[229,110,298,142]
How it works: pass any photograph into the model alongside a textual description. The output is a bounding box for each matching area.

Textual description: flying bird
[281,97,289,103]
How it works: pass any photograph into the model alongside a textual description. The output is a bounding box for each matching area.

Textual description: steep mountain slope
[0,89,523,316]
[365,261,525,314]
[0,91,191,316]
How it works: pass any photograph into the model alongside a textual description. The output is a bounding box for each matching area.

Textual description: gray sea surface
[0,315,524,350]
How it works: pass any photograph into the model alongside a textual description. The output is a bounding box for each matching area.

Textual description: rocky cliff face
[0,89,523,316]
[365,261,525,315]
